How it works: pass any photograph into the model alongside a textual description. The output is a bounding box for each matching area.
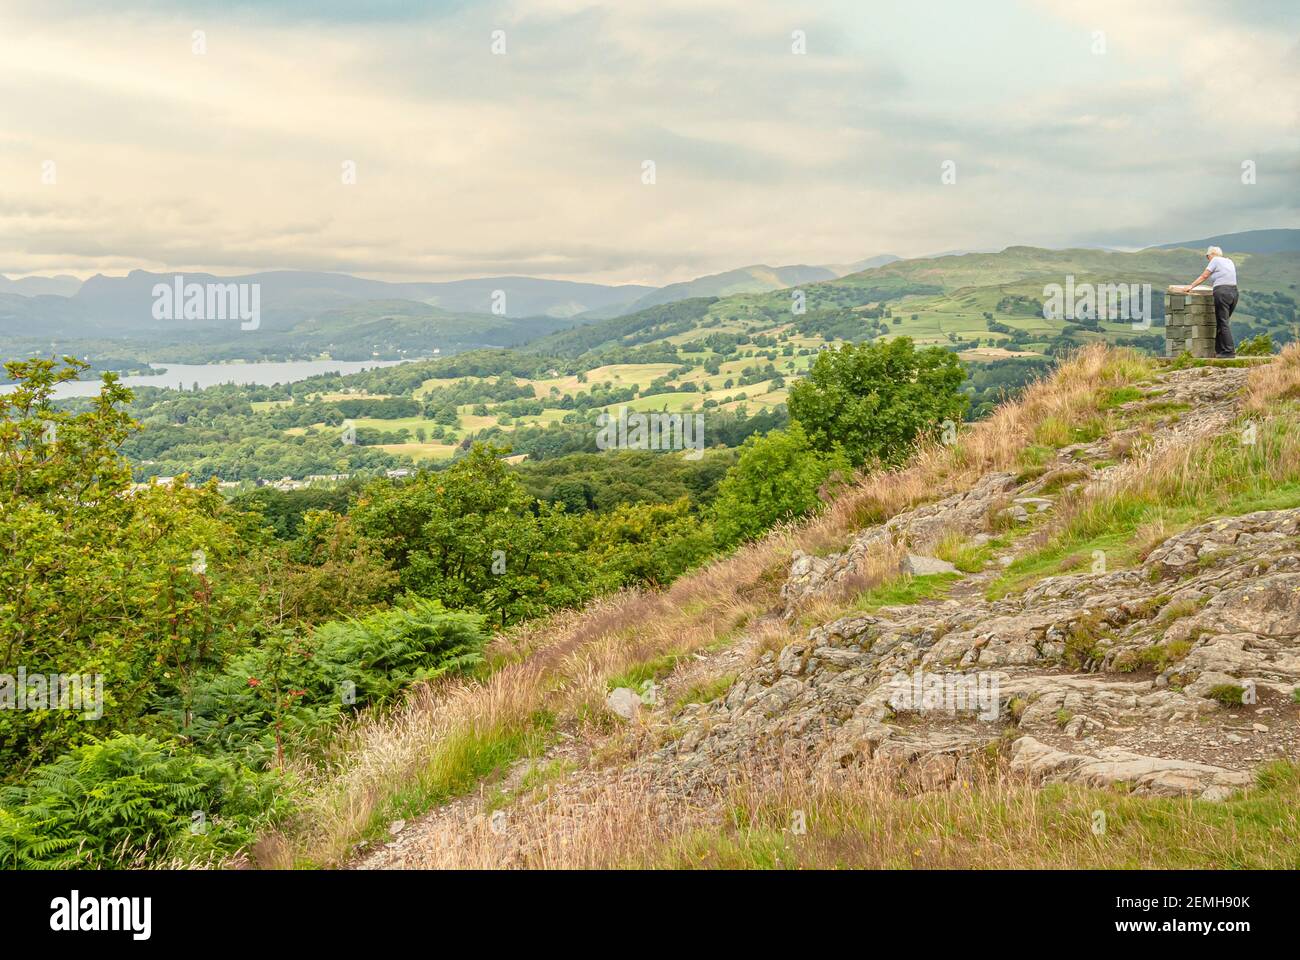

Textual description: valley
[32,241,1292,487]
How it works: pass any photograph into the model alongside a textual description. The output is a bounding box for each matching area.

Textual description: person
[1180,246,1238,358]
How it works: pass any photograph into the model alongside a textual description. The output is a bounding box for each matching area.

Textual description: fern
[0,734,290,869]
[187,597,487,762]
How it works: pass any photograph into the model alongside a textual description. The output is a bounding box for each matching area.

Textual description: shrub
[711,423,851,546]
[1237,333,1274,357]
[1207,684,1246,707]
[0,734,289,869]
[787,338,967,468]
[187,598,487,762]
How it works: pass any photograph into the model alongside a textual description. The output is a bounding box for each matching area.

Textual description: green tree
[711,424,850,546]
[350,444,593,627]
[787,337,967,467]
[580,498,715,589]
[0,359,264,770]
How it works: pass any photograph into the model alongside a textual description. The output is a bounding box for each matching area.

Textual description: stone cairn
[1165,285,1216,358]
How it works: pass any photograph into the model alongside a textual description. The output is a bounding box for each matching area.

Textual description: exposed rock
[1013,496,1054,514]
[780,471,1018,612]
[653,367,1298,802]
[606,687,642,720]
[1010,737,1251,799]
[903,554,960,577]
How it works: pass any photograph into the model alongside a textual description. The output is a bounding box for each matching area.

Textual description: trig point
[1165,285,1216,358]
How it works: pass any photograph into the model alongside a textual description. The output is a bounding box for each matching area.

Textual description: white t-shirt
[1207,256,1237,288]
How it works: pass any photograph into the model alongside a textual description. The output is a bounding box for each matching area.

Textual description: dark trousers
[1213,285,1238,356]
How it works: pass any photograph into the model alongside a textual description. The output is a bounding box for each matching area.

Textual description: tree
[0,359,264,770]
[581,498,715,589]
[349,443,593,627]
[787,337,967,467]
[710,424,850,546]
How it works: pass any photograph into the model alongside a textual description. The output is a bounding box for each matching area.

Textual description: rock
[778,472,1017,613]
[1201,573,1300,637]
[1064,714,1103,739]
[903,554,960,577]
[388,819,406,835]
[1010,737,1250,798]
[1180,633,1265,676]
[1185,671,1239,699]
[1199,785,1240,802]
[777,642,810,675]
[1014,496,1054,513]
[649,368,1291,810]
[606,687,642,720]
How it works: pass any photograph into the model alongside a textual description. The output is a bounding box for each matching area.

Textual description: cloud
[0,0,1294,283]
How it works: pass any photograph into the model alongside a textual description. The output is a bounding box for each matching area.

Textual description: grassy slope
[259,344,1175,868]
[267,346,1300,870]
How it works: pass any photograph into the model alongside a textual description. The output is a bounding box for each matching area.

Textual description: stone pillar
[1165,285,1215,358]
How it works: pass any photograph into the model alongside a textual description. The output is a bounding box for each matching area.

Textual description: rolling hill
[1150,228,1300,254]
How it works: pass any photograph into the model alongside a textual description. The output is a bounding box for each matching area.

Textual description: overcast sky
[2,0,1297,285]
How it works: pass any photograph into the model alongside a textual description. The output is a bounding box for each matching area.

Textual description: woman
[1181,246,1238,358]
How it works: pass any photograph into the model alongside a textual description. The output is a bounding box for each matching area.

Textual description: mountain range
[1,229,1294,362]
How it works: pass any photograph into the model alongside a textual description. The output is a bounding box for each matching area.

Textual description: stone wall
[1165,284,1216,358]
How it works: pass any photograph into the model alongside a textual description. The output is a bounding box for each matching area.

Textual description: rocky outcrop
[654,366,1299,801]
[1010,737,1252,800]
[781,471,1018,612]
[354,362,1300,870]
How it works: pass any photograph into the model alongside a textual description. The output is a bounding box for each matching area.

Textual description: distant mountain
[1149,229,1300,254]
[0,292,96,338]
[819,254,900,277]
[616,264,838,314]
[408,275,652,318]
[0,268,647,360]
[8,238,1297,363]
[0,274,83,297]
[67,270,652,332]
[528,243,1300,362]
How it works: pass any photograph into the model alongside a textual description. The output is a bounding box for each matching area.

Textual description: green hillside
[60,245,1300,482]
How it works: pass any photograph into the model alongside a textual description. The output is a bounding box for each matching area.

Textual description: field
[100,246,1297,480]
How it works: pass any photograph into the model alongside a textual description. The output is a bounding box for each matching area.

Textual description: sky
[1,0,1297,285]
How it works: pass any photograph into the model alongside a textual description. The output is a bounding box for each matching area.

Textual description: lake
[3,359,409,399]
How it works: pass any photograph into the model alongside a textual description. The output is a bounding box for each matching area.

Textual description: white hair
[1206,245,1223,257]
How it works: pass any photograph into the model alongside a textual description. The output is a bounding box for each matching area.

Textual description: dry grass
[664,759,1300,870]
[1245,340,1300,414]
[258,344,1155,868]
[351,751,1300,870]
[992,350,1300,596]
[796,344,1151,552]
[265,537,793,867]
